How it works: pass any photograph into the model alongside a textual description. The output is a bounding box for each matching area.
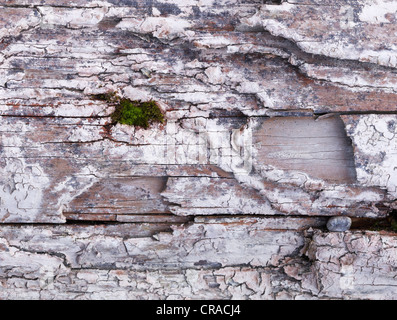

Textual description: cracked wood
[1,0,397,300]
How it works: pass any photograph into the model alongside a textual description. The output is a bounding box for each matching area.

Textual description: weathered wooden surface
[1,0,397,299]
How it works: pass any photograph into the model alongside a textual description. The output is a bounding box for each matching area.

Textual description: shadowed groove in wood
[65,176,171,219]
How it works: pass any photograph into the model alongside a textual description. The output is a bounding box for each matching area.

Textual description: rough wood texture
[1,0,397,300]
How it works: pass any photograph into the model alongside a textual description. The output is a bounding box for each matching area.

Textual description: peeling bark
[1,0,397,300]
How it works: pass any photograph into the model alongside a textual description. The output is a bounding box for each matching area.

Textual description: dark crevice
[314,110,397,116]
[264,0,283,4]
[3,213,397,234]
[63,219,190,226]
[350,210,397,233]
[246,28,397,74]
[239,0,283,4]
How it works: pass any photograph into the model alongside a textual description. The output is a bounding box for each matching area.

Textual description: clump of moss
[112,99,165,129]
[92,91,165,129]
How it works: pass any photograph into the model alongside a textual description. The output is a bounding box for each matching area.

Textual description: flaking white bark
[1,0,397,300]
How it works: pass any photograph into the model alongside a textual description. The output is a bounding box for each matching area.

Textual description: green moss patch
[92,91,165,129]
